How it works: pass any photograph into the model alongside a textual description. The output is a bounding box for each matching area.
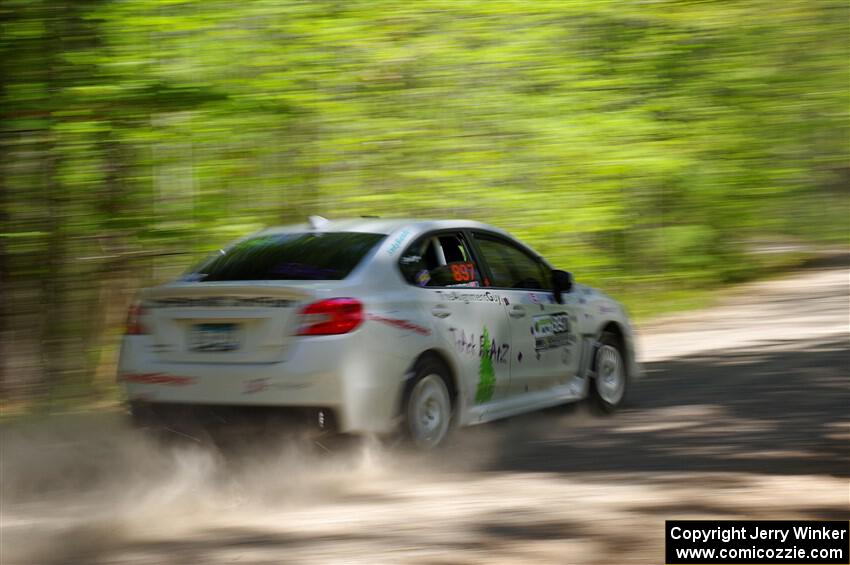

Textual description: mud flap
[578,336,602,380]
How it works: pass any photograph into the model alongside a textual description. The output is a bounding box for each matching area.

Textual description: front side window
[187,232,385,281]
[399,232,482,287]
[472,234,551,290]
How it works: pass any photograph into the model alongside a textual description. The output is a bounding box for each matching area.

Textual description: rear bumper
[118,331,409,435]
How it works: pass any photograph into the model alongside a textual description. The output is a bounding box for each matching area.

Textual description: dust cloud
[3,400,847,564]
[1,415,407,563]
[2,408,539,564]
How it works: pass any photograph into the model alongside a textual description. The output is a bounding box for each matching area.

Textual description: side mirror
[552,270,573,304]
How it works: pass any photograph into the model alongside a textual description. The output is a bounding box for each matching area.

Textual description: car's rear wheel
[590,332,628,412]
[403,358,452,449]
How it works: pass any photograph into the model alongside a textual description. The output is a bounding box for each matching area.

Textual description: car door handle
[509,306,526,318]
[431,307,452,318]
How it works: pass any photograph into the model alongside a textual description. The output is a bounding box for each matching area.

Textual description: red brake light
[297,298,363,336]
[126,302,148,335]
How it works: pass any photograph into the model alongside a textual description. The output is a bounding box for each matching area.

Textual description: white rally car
[120,218,639,448]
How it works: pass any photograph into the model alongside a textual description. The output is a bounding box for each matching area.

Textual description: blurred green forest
[1,0,847,408]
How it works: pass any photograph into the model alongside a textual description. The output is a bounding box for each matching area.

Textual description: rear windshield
[186,232,385,281]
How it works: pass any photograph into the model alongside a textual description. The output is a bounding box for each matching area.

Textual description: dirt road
[3,258,848,564]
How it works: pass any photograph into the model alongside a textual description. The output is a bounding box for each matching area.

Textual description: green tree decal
[475,327,496,404]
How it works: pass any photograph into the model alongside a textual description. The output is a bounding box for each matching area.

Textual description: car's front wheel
[403,358,453,449]
[590,332,628,412]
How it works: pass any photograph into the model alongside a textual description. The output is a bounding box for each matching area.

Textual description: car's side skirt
[462,377,589,427]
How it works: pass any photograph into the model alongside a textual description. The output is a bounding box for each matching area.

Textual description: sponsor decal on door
[531,312,570,351]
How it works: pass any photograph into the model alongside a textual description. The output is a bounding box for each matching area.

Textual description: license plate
[189,323,240,352]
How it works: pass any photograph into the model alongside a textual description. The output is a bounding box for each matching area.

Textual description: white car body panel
[119,219,640,436]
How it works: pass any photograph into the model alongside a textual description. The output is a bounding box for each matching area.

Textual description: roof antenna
[308,215,330,230]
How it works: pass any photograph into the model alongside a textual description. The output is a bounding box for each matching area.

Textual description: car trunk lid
[142,283,315,364]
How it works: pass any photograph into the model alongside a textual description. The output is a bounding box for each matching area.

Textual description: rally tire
[589,331,629,413]
[402,356,453,450]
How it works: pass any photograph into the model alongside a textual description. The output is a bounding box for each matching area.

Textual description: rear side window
[399,232,482,287]
[188,232,385,281]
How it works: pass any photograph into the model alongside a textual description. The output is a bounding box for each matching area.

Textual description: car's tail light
[126,301,149,335]
[297,298,363,335]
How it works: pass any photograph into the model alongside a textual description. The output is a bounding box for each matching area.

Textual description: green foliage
[0,0,847,405]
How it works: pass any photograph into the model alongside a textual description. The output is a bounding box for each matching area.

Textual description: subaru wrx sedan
[120,218,639,448]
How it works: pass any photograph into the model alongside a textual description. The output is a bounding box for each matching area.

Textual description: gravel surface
[3,258,848,564]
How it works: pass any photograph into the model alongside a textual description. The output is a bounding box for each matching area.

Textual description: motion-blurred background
[1,0,847,412]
